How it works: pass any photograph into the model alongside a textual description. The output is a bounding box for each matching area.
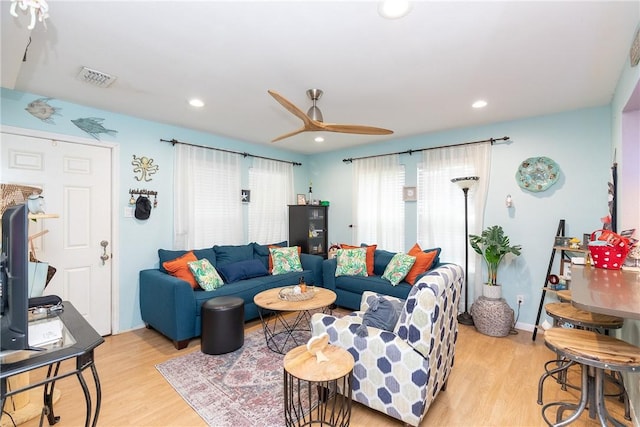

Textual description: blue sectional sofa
[139,243,323,349]
[322,248,442,310]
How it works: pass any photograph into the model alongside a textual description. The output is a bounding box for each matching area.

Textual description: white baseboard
[514,322,536,333]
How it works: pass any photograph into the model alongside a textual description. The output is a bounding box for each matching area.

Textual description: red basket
[588,229,630,270]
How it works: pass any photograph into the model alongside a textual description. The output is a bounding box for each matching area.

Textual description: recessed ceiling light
[314,136,325,143]
[378,0,412,19]
[189,98,205,108]
[472,100,488,109]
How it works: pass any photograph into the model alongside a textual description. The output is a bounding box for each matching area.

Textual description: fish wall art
[25,97,62,124]
[71,117,118,140]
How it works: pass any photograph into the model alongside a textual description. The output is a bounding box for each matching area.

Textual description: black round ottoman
[201,296,244,355]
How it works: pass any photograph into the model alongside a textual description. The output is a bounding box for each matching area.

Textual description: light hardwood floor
[4,313,632,427]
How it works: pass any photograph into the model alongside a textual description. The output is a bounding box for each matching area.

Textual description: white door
[1,131,113,335]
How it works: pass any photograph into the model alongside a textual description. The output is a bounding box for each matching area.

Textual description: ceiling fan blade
[271,127,306,143]
[268,89,393,142]
[268,90,313,126]
[320,123,394,136]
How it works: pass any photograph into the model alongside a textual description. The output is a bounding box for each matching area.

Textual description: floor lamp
[451,176,479,326]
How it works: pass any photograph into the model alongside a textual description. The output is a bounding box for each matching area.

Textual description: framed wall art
[403,186,417,202]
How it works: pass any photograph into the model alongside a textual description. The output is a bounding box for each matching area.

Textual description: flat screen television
[1,203,30,351]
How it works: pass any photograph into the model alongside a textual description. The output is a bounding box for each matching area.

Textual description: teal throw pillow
[270,246,303,275]
[382,253,416,286]
[335,248,367,277]
[188,258,224,291]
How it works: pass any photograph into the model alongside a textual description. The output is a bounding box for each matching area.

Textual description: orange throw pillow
[405,243,438,285]
[268,245,301,273]
[341,244,377,276]
[162,251,198,288]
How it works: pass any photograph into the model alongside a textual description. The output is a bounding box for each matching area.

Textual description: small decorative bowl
[278,287,316,302]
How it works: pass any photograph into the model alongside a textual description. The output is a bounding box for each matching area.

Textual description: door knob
[100,240,110,265]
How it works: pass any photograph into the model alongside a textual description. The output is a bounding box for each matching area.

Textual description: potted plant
[469,225,522,299]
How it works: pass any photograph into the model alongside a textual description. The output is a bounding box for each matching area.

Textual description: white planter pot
[482,284,502,300]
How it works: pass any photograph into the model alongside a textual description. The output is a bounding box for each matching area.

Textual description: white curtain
[174,144,243,249]
[417,142,491,309]
[353,155,405,252]
[248,158,294,244]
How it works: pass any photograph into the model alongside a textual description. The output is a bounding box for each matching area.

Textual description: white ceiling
[2,1,639,154]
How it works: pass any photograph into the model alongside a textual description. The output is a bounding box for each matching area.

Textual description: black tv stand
[0,301,104,427]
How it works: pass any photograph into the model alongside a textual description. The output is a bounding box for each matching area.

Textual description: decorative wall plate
[516,156,559,192]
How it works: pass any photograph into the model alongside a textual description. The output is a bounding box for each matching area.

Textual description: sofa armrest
[394,264,464,359]
[300,253,323,286]
[139,269,197,342]
[311,307,449,427]
[321,258,337,291]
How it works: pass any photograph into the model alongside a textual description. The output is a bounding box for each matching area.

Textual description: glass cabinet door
[289,205,329,258]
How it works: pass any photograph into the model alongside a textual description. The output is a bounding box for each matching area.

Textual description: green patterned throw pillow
[335,248,368,277]
[382,253,416,286]
[270,246,303,275]
[188,258,224,291]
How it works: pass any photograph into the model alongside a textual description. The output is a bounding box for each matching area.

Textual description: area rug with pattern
[156,327,312,426]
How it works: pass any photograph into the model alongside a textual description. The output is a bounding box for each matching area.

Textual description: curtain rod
[342,136,510,163]
[161,138,302,166]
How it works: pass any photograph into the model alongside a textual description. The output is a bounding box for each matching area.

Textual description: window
[353,155,405,251]
[174,144,243,249]
[248,158,294,244]
[417,142,491,302]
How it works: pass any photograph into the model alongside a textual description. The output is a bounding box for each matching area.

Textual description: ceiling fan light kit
[268,89,393,143]
[378,0,412,20]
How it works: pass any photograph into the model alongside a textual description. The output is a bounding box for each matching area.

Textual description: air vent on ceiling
[76,66,117,88]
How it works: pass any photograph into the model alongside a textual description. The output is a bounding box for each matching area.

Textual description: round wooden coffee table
[254,287,336,354]
[283,344,354,427]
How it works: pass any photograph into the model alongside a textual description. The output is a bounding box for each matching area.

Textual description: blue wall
[312,107,612,328]
[1,87,312,332]
[0,88,618,332]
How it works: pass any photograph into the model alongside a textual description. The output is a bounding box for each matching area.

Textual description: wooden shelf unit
[532,220,591,340]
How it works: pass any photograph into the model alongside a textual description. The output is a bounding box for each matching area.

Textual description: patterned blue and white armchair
[311,264,464,426]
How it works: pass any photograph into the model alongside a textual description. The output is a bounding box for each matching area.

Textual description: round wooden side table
[283,344,354,427]
[254,287,336,354]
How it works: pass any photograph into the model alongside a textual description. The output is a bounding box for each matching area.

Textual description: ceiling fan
[268,89,394,143]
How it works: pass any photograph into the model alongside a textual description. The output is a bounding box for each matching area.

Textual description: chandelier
[10,0,49,30]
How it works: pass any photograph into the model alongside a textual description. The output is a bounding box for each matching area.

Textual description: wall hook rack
[128,189,159,207]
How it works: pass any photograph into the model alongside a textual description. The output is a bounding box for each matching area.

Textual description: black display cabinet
[288,205,328,258]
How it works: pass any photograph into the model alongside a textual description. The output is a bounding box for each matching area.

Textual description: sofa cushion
[252,241,287,271]
[270,246,303,275]
[335,248,368,277]
[218,259,269,283]
[158,247,216,273]
[334,274,412,301]
[405,243,439,285]
[162,251,198,288]
[188,258,224,291]
[382,253,416,286]
[373,249,397,276]
[341,244,376,276]
[269,244,300,273]
[421,246,442,267]
[214,244,254,267]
